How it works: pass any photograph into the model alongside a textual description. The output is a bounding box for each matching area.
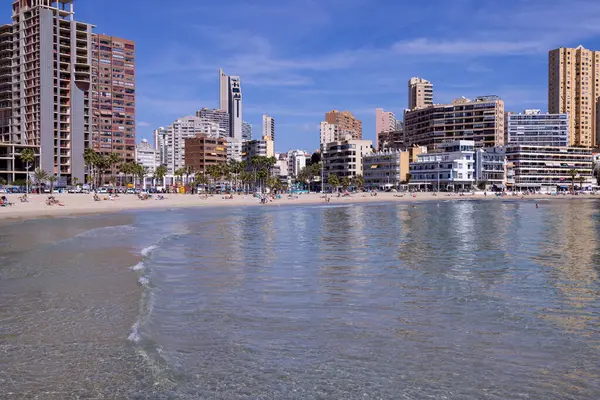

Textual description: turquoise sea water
[1,199,599,399]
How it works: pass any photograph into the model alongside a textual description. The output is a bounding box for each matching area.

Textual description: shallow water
[1,200,600,399]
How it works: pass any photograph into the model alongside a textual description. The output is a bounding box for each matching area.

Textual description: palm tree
[135,163,147,189]
[184,165,195,190]
[83,149,100,189]
[47,175,57,194]
[194,172,209,193]
[353,174,364,191]
[239,171,252,194]
[174,167,185,186]
[107,153,121,185]
[19,148,35,194]
[33,168,49,192]
[341,176,351,191]
[568,169,578,192]
[328,173,340,193]
[154,165,167,189]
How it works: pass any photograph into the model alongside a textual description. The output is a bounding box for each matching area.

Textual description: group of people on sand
[45,196,64,206]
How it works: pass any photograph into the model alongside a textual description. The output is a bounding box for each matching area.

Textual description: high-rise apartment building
[286,149,307,178]
[196,108,229,137]
[408,77,433,110]
[159,116,221,175]
[91,34,136,163]
[375,108,396,150]
[262,114,275,141]
[325,110,362,140]
[135,139,158,175]
[5,0,93,184]
[404,96,505,150]
[506,109,569,147]
[242,121,252,141]
[242,139,274,162]
[549,46,599,147]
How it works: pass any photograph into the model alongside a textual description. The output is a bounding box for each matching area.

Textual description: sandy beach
[0,191,595,222]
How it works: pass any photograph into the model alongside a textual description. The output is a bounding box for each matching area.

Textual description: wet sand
[0,192,593,222]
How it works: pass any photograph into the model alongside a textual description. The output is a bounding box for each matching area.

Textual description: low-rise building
[505,145,593,192]
[474,147,506,190]
[184,135,228,174]
[364,147,426,189]
[409,140,475,191]
[323,139,372,181]
[227,138,243,162]
[506,110,569,147]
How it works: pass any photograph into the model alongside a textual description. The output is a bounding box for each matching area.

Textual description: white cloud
[137,121,151,127]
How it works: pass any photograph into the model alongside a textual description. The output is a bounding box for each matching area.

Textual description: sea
[1,199,599,399]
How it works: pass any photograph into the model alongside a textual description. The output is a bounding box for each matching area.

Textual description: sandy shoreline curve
[0,192,595,222]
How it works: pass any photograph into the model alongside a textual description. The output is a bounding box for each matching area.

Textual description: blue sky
[72,0,600,153]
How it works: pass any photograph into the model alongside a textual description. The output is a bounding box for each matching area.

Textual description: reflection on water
[1,200,600,398]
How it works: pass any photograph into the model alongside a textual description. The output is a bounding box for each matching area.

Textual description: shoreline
[1,192,596,223]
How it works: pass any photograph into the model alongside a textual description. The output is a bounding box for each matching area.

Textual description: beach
[1,191,594,222]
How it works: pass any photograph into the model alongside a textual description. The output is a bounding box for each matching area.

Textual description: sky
[69,0,600,153]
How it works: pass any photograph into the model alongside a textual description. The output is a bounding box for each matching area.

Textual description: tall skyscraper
[242,121,252,141]
[218,69,243,140]
[375,108,396,150]
[262,114,275,141]
[408,77,433,110]
[91,34,136,164]
[219,68,229,112]
[7,0,93,184]
[228,75,242,140]
[549,46,599,146]
[325,110,362,140]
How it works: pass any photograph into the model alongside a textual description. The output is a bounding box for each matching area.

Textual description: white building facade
[363,151,402,189]
[507,110,569,147]
[324,139,372,181]
[409,140,475,191]
[287,149,307,178]
[506,145,593,192]
[135,139,158,174]
[474,147,506,190]
[262,114,275,141]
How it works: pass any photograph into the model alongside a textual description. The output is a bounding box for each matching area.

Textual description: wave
[131,262,145,271]
[141,245,157,257]
[127,321,141,343]
[138,276,150,286]
[74,224,136,239]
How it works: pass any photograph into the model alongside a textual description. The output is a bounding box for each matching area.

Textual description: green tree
[47,175,57,194]
[33,168,49,192]
[341,176,351,190]
[154,165,167,189]
[72,177,80,187]
[19,148,35,193]
[194,172,209,192]
[353,174,364,191]
[328,173,340,192]
[174,167,185,185]
[206,164,222,191]
[107,152,121,185]
[83,149,99,189]
[135,163,148,188]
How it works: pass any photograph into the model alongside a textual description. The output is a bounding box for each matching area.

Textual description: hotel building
[363,146,426,189]
[549,45,600,146]
[409,140,476,191]
[506,109,569,147]
[408,77,433,110]
[219,69,242,140]
[91,34,136,163]
[404,96,505,150]
[473,147,506,189]
[506,145,593,191]
[2,0,94,185]
[184,134,228,174]
[325,110,362,140]
[323,139,372,180]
